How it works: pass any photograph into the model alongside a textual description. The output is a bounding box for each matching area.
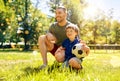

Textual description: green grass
[0,50,120,81]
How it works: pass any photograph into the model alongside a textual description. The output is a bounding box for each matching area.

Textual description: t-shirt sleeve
[49,24,54,33]
[62,41,65,48]
[48,23,56,36]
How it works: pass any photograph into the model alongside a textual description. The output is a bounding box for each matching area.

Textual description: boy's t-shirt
[62,38,79,61]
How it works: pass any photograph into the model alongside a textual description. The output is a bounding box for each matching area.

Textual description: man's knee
[38,34,55,51]
[38,33,56,44]
[55,51,65,63]
[46,33,56,43]
[38,35,45,41]
[38,35,46,46]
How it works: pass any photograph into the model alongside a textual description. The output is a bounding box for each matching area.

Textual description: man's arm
[80,40,90,56]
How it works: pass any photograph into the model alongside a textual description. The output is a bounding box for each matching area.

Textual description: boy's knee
[69,58,82,69]
[69,58,74,64]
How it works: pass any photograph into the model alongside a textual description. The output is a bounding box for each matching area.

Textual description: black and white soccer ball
[72,43,87,58]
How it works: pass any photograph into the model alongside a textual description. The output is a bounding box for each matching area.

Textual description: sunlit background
[0,0,120,49]
[84,0,120,21]
[31,0,120,21]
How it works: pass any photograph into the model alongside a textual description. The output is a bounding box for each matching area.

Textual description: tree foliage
[0,0,50,47]
[0,0,120,48]
[111,20,120,44]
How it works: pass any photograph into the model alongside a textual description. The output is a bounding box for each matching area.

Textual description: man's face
[55,8,67,23]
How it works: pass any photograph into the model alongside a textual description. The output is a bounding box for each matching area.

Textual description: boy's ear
[75,32,78,36]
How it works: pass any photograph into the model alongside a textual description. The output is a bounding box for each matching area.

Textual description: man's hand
[80,40,90,56]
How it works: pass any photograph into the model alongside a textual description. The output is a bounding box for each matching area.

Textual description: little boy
[55,24,90,69]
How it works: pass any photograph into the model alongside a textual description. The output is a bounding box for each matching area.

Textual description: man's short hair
[56,6,67,13]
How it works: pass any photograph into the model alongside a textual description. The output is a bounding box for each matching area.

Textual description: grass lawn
[0,49,120,81]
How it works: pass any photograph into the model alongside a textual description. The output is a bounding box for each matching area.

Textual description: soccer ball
[72,43,87,58]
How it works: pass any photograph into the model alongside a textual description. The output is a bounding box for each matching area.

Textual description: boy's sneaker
[62,60,69,68]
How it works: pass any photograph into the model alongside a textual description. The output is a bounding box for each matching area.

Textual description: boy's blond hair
[65,24,79,34]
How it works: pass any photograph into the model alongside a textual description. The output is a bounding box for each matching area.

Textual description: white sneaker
[39,64,47,70]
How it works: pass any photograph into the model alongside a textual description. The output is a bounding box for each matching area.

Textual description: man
[38,6,90,69]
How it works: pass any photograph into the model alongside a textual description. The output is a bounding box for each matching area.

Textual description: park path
[110,56,120,67]
[0,58,41,66]
[0,60,32,65]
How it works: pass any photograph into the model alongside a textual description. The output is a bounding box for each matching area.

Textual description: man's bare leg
[38,33,55,69]
[38,35,47,65]
[55,47,65,62]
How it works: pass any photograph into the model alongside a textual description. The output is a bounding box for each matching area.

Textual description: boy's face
[55,8,67,23]
[66,28,77,41]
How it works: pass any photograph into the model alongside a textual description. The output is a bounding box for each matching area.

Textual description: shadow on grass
[23,63,61,75]
[22,63,83,77]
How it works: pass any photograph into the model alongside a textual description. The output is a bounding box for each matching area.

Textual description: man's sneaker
[39,64,47,70]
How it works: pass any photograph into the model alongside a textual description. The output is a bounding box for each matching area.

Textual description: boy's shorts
[62,57,83,68]
[49,44,60,56]
[74,57,83,64]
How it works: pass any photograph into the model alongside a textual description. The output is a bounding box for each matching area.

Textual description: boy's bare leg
[69,57,82,69]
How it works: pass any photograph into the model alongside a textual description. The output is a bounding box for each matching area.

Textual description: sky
[31,0,52,16]
[85,0,120,21]
[31,0,120,21]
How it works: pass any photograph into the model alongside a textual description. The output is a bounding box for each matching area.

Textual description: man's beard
[57,19,63,23]
[56,17,64,23]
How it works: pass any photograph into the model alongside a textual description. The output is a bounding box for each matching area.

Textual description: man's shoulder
[49,22,58,30]
[51,22,58,27]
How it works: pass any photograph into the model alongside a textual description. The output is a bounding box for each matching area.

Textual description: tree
[62,0,88,29]
[0,0,50,50]
[111,20,120,44]
[49,0,62,13]
[0,0,11,47]
[0,0,6,11]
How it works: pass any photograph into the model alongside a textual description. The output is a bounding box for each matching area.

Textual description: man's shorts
[49,44,60,56]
